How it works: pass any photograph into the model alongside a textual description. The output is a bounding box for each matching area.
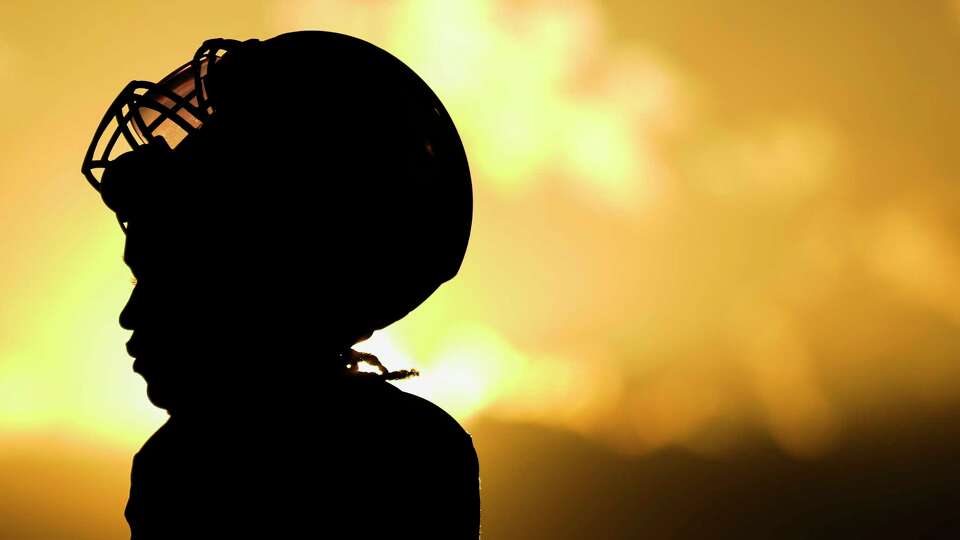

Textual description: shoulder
[390,384,470,433]
[345,376,477,461]
[351,379,481,536]
[382,381,474,446]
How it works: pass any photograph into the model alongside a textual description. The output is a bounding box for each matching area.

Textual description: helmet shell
[191,31,473,336]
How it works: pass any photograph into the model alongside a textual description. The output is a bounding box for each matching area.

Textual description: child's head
[85,32,472,410]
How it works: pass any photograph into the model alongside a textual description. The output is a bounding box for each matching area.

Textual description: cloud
[269,0,960,463]
[275,0,687,213]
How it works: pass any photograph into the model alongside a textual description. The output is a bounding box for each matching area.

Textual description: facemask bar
[81,39,241,194]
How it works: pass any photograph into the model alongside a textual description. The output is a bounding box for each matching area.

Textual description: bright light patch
[393,324,518,420]
[870,209,960,324]
[278,0,681,211]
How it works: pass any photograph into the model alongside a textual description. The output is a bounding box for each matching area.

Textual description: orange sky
[4,1,960,538]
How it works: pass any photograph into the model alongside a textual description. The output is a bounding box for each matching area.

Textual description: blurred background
[3,0,960,538]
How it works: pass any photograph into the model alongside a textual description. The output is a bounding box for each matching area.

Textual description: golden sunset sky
[3,1,960,538]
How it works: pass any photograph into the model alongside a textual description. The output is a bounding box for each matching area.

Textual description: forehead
[122,228,142,274]
[122,219,203,280]
[122,223,162,277]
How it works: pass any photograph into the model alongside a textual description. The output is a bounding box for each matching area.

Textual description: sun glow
[6,4,960,536]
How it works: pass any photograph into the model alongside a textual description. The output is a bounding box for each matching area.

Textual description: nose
[120,286,140,330]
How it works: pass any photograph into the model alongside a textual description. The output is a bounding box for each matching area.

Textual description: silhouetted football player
[82,31,478,538]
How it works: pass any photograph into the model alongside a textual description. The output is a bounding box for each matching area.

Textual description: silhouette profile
[81,31,479,538]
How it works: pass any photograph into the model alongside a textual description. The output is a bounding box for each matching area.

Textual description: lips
[129,352,150,378]
[126,335,149,376]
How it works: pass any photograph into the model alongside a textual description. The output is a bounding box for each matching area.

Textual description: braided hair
[341,348,420,381]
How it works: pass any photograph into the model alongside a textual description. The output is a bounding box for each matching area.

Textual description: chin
[135,357,182,411]
[143,377,183,412]
[145,385,172,411]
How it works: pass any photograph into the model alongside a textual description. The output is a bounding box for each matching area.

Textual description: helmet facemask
[81,39,241,232]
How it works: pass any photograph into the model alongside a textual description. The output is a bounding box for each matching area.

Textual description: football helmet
[81,38,243,229]
[81,31,473,336]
